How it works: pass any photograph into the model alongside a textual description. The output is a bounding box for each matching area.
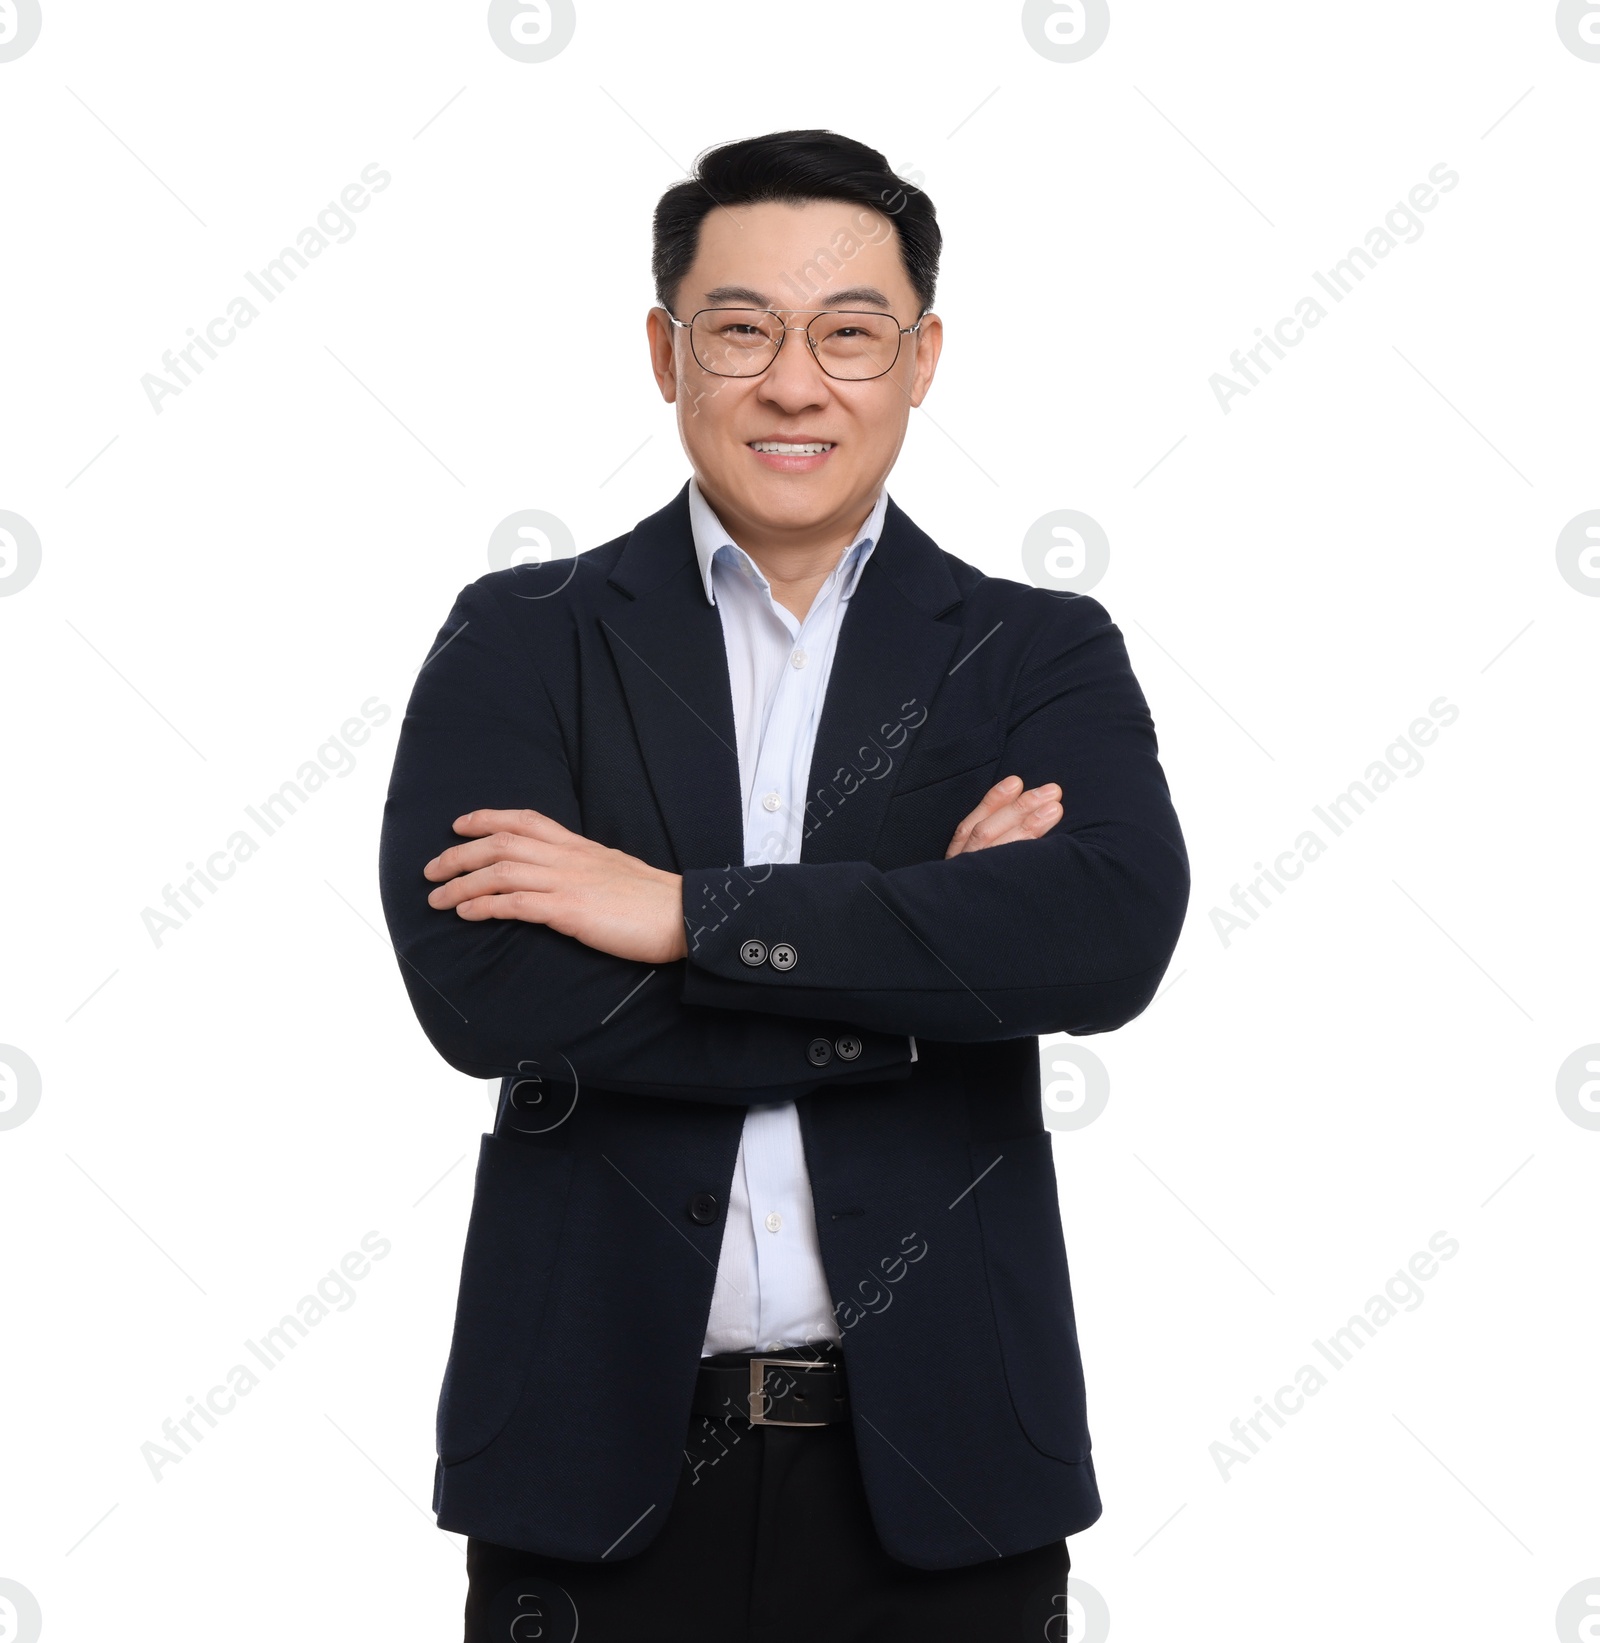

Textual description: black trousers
[463,1404,1070,1643]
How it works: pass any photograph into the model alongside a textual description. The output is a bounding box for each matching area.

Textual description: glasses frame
[661,304,928,382]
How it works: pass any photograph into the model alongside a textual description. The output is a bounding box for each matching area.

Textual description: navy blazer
[378,482,1189,1570]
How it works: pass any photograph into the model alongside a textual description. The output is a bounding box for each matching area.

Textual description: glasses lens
[691,309,783,376]
[809,311,902,380]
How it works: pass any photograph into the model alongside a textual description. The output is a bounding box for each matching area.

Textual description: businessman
[379,130,1188,1643]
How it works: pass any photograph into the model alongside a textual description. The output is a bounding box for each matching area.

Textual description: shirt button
[765,1211,782,1233]
[761,791,783,813]
[790,648,808,669]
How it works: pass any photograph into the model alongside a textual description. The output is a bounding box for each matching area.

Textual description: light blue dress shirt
[690,476,891,1356]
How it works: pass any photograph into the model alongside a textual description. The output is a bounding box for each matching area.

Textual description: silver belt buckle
[748,1357,832,1427]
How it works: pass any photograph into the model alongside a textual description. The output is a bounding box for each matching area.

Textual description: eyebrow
[700,284,895,311]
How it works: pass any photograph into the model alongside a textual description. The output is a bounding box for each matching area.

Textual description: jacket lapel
[800,497,966,865]
[601,485,968,874]
[599,485,747,872]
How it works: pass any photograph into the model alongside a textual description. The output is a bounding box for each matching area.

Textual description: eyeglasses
[662,306,926,382]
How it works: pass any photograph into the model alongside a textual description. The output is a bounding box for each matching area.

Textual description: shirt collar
[687,476,889,608]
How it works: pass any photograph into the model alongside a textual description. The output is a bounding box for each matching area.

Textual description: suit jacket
[378,481,1189,1570]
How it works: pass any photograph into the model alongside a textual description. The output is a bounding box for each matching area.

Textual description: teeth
[750,441,833,454]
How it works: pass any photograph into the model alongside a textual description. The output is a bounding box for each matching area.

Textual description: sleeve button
[835,1035,862,1061]
[739,939,768,967]
[770,943,797,970]
[807,1038,833,1066]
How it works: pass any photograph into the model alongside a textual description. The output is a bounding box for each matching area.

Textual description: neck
[697,481,877,620]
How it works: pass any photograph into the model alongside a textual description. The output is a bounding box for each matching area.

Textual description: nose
[756,320,831,413]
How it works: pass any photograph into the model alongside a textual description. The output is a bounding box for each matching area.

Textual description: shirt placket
[750,562,855,866]
[738,560,847,1346]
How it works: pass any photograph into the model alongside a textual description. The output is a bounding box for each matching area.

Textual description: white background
[2,2,1597,1638]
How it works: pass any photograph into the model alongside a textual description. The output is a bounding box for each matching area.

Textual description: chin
[742,477,845,526]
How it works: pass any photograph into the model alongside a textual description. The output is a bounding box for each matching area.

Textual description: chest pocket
[889,714,1005,799]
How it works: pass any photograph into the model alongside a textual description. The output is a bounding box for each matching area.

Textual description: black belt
[692,1345,849,1427]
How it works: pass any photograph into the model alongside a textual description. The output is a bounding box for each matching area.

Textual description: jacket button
[770,943,798,970]
[688,1192,719,1225]
[835,1034,862,1061]
[807,1038,833,1066]
[739,939,768,967]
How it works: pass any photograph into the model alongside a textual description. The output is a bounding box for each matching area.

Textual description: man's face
[647,198,942,544]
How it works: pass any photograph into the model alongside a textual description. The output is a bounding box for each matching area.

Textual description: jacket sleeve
[678,597,1190,1041]
[377,580,915,1103]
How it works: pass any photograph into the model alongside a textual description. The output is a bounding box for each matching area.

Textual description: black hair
[652,129,940,315]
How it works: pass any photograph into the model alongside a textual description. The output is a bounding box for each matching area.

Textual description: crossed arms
[377,581,1189,1103]
[421,776,1063,962]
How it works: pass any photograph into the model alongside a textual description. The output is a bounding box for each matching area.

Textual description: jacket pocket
[436,1131,576,1466]
[967,1132,1090,1464]
[889,715,1004,798]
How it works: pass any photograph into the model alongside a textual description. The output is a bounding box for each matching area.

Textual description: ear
[646,306,679,404]
[906,312,943,408]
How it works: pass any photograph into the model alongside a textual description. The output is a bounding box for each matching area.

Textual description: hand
[945,775,1063,859]
[423,809,689,964]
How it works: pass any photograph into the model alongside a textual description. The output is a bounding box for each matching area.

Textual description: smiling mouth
[748,441,834,454]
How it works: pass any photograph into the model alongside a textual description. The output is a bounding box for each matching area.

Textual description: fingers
[427,859,560,909]
[952,784,1062,855]
[945,775,1025,857]
[447,891,558,923]
[946,778,1062,858]
[978,801,1063,851]
[425,825,573,881]
[962,804,1063,854]
[452,808,577,843]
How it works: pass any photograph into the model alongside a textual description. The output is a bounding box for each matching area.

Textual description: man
[379,129,1188,1643]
